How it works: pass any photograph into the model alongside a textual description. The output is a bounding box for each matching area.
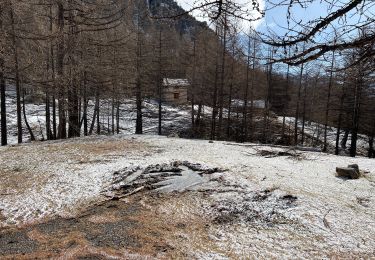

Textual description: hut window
[174,92,180,99]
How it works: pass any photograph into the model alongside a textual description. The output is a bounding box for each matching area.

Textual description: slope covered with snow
[1,91,191,144]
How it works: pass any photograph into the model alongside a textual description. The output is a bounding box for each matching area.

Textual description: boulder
[348,164,360,173]
[336,167,360,179]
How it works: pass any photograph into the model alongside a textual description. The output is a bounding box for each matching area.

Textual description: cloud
[174,0,265,30]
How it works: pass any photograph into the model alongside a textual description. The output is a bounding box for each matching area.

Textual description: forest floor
[0,135,375,259]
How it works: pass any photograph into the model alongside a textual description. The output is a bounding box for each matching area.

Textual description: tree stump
[336,167,360,179]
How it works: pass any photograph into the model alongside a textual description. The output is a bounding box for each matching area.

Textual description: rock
[348,164,360,173]
[209,140,214,143]
[167,132,179,138]
[336,167,360,179]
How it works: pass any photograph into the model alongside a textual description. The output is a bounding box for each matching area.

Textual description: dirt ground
[0,191,212,259]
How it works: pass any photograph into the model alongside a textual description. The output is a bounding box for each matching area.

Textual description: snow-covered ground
[3,90,371,156]
[1,91,191,144]
[280,116,370,154]
[0,134,374,258]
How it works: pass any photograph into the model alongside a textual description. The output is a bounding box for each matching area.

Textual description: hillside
[1,0,374,258]
[0,134,374,258]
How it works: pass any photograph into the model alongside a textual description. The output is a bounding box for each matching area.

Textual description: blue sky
[174,0,325,32]
[174,0,374,70]
[174,0,374,42]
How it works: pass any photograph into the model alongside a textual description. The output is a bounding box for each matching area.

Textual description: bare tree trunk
[262,48,273,143]
[68,79,80,138]
[111,96,115,135]
[249,37,256,142]
[135,17,142,135]
[45,43,51,140]
[22,89,35,141]
[294,62,304,145]
[226,43,235,139]
[369,136,374,158]
[369,121,375,158]
[335,79,346,155]
[301,77,307,145]
[57,3,66,139]
[0,58,6,146]
[0,4,6,145]
[89,107,96,135]
[218,16,227,138]
[196,102,202,126]
[50,42,57,140]
[52,92,57,139]
[67,3,79,138]
[281,49,290,141]
[10,7,22,143]
[341,129,349,149]
[191,39,196,133]
[210,46,219,140]
[0,4,6,146]
[350,77,362,157]
[135,78,142,134]
[96,87,100,135]
[323,52,335,152]
[82,73,88,136]
[45,88,51,140]
[107,101,110,134]
[242,33,251,142]
[45,4,54,140]
[116,99,120,134]
[158,29,162,135]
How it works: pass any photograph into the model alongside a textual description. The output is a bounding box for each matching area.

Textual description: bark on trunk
[323,53,335,152]
[158,29,163,135]
[241,34,252,142]
[0,3,6,146]
[0,59,6,146]
[135,79,142,134]
[217,16,227,138]
[294,63,304,145]
[211,51,219,140]
[10,7,22,143]
[22,89,35,141]
[369,121,375,158]
[262,49,273,143]
[301,76,307,145]
[281,49,290,141]
[82,74,88,136]
[57,3,66,139]
[341,129,349,149]
[335,80,346,155]
[116,100,120,134]
[368,135,374,158]
[68,79,80,138]
[96,87,100,135]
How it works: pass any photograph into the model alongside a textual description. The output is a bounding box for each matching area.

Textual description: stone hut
[162,78,189,105]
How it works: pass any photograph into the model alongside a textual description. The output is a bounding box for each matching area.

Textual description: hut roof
[163,78,190,88]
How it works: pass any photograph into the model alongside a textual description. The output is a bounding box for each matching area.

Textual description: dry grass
[0,136,147,198]
[87,212,122,224]
[126,192,233,258]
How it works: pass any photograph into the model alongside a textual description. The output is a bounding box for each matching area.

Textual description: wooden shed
[162,78,189,105]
